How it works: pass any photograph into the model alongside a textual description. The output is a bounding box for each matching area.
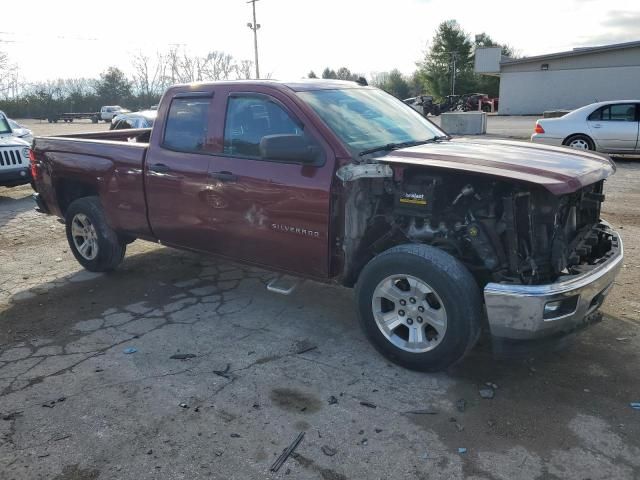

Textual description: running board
[267,276,300,295]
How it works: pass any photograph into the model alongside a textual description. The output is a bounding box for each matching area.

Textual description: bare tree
[201,51,235,80]
[132,52,166,103]
[0,52,20,100]
[235,60,254,80]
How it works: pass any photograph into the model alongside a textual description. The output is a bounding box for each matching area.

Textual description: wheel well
[562,133,594,147]
[55,179,99,215]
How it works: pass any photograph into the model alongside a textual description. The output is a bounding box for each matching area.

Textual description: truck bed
[33,129,153,239]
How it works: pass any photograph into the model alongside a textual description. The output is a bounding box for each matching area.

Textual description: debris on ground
[212,363,232,379]
[360,438,368,446]
[404,408,438,415]
[375,428,382,433]
[170,353,197,360]
[455,423,464,432]
[214,450,224,457]
[2,411,23,421]
[123,347,137,354]
[479,387,495,399]
[328,395,338,405]
[360,401,377,408]
[42,398,66,408]
[616,337,629,342]
[294,340,318,354]
[456,399,466,412]
[230,433,241,438]
[458,448,467,454]
[270,431,305,472]
[146,449,153,455]
[630,402,640,410]
[485,382,499,389]
[321,445,337,456]
[179,403,189,409]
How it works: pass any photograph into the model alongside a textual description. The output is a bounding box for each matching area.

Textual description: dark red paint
[32,80,615,283]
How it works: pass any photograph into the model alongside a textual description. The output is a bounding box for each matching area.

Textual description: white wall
[498,66,640,115]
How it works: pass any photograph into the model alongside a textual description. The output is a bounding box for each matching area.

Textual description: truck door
[587,103,639,152]
[205,88,335,278]
[145,92,218,252]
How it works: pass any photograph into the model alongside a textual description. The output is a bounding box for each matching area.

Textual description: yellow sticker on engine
[399,198,427,205]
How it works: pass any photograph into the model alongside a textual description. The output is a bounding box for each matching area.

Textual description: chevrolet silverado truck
[30,80,623,371]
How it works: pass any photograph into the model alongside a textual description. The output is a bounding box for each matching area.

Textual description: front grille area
[0,149,25,167]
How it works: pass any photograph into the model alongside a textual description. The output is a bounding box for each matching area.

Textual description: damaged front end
[336,160,622,342]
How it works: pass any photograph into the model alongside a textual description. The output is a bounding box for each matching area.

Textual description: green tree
[373,69,411,99]
[408,71,426,97]
[95,67,132,105]
[308,70,317,78]
[418,20,475,99]
[321,68,337,79]
[335,67,358,81]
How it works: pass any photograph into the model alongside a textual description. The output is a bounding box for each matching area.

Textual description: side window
[589,104,636,122]
[223,96,303,158]
[163,98,210,152]
[609,104,636,121]
[588,107,603,121]
[114,118,134,130]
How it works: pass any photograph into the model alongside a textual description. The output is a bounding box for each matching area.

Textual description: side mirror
[259,134,318,164]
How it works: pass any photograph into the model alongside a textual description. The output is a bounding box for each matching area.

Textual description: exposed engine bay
[339,163,615,287]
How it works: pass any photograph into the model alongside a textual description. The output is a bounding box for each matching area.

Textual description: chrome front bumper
[484,227,623,340]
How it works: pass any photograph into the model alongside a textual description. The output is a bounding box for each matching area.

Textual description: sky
[2,0,639,83]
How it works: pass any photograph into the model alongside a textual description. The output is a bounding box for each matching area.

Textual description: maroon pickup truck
[31,80,623,371]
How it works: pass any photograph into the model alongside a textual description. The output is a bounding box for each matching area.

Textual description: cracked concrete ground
[1,126,639,479]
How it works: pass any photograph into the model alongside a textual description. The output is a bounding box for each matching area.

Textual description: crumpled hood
[380,137,615,195]
[0,134,30,148]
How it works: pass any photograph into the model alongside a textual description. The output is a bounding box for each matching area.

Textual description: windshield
[298,88,446,154]
[0,114,11,135]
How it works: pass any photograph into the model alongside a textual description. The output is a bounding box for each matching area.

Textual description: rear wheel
[564,134,594,151]
[356,244,482,371]
[65,196,126,272]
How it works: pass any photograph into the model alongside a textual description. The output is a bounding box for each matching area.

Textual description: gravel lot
[0,121,639,479]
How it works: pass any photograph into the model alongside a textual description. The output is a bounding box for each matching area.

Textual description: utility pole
[450,52,457,96]
[247,0,261,78]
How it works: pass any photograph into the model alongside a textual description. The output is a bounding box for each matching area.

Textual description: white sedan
[531,100,639,154]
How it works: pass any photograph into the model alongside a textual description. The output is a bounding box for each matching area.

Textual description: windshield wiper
[358,136,450,157]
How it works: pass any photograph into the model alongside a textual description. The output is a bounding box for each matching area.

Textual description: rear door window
[588,104,637,122]
[163,98,210,152]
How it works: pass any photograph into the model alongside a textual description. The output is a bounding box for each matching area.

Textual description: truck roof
[167,78,364,93]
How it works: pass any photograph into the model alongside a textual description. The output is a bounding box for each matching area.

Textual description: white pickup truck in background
[0,111,31,188]
[100,105,129,122]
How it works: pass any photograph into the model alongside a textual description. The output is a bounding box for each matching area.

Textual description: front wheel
[65,196,126,272]
[355,244,482,372]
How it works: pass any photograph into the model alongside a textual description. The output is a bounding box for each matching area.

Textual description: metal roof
[500,39,640,66]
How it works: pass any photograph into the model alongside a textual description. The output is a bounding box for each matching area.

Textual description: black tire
[355,244,482,372]
[563,134,595,151]
[65,196,126,272]
[91,116,99,124]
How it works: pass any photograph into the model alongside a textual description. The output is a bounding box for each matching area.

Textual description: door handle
[210,171,238,182]
[149,163,171,173]
[592,124,602,129]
